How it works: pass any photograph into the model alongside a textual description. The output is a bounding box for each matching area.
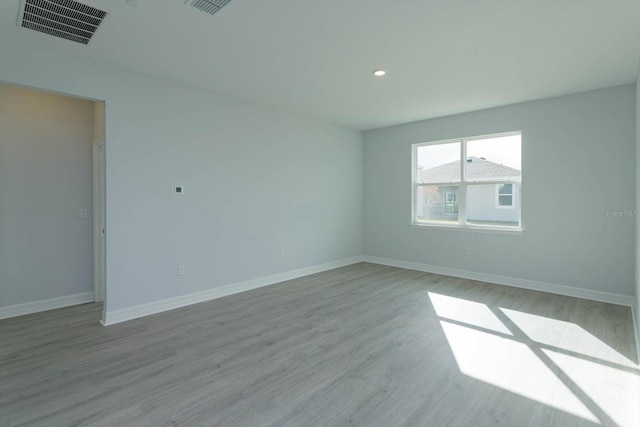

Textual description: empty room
[1,0,639,426]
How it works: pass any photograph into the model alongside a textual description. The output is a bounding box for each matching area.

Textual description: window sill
[411,222,523,235]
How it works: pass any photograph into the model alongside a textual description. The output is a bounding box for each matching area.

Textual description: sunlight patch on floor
[501,308,638,369]
[428,292,640,425]
[439,320,599,423]
[428,292,512,335]
[543,349,640,427]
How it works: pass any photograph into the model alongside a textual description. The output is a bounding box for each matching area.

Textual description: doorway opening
[0,83,106,321]
[93,102,106,304]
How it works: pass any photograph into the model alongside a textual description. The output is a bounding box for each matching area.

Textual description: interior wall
[364,84,636,297]
[0,84,94,307]
[636,75,639,331]
[0,39,363,314]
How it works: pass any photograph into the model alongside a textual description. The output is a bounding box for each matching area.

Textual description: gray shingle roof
[418,157,520,183]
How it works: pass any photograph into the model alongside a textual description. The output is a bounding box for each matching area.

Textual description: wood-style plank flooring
[1,263,638,426]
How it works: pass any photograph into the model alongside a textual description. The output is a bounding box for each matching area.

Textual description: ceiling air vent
[19,0,108,45]
[186,0,232,17]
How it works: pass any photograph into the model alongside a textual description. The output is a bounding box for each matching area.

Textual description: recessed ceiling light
[373,70,386,77]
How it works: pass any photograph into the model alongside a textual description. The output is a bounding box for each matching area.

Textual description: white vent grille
[186,0,232,17]
[19,0,107,45]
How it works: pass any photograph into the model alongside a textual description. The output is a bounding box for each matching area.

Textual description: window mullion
[459,140,467,225]
[412,143,417,224]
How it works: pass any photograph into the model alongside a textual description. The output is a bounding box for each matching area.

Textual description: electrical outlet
[178,265,185,276]
[280,249,286,257]
[464,248,471,256]
[80,208,88,218]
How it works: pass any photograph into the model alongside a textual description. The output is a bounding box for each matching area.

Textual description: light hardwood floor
[1,263,638,426]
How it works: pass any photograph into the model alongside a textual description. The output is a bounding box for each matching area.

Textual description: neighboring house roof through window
[418,157,521,183]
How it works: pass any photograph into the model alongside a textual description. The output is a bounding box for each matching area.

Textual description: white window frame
[496,183,515,209]
[411,131,522,233]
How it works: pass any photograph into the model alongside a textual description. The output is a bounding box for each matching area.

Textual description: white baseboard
[101,256,365,326]
[363,256,634,307]
[0,292,95,320]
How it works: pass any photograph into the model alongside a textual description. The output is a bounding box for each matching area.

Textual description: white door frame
[92,142,106,302]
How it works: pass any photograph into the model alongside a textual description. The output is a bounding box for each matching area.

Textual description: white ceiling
[1,0,639,130]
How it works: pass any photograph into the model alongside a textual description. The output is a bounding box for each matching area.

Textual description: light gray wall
[0,39,363,313]
[365,85,636,296]
[0,84,94,307]
[636,75,639,331]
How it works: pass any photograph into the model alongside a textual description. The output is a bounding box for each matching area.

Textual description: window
[497,183,514,208]
[444,191,458,214]
[412,132,521,230]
